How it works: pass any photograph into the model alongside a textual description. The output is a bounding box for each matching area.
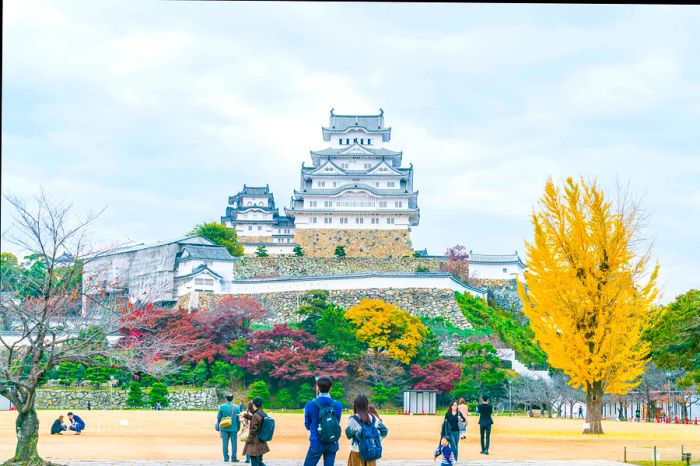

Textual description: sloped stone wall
[36,388,218,410]
[232,256,442,279]
[181,288,471,329]
[294,229,414,257]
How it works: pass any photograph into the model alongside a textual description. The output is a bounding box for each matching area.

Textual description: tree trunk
[583,382,604,434]
[5,407,44,466]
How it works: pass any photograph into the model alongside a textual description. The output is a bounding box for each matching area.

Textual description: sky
[2,1,699,303]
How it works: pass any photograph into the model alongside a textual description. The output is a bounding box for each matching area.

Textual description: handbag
[219,416,233,429]
[238,426,249,441]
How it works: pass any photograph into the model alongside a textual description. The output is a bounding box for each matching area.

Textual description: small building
[403,390,437,415]
[468,251,527,280]
[82,235,235,307]
[221,184,297,256]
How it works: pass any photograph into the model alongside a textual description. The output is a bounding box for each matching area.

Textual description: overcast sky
[2,1,699,302]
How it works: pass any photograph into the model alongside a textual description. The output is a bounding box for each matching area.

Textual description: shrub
[293,245,304,257]
[247,380,270,406]
[255,245,269,257]
[415,265,430,273]
[126,381,144,408]
[149,382,170,408]
[334,245,346,257]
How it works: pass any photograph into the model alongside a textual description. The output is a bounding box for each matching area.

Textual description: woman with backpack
[345,394,388,466]
[242,397,269,466]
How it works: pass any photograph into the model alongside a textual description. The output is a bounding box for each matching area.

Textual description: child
[434,436,455,465]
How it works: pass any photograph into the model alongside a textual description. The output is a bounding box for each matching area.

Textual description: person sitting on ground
[433,436,455,465]
[50,415,67,435]
[67,411,85,435]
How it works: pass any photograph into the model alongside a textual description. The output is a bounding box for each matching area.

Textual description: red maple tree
[410,359,462,393]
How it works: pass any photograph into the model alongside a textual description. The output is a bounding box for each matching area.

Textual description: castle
[222,109,418,257]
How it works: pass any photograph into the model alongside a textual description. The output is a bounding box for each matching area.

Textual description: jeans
[69,423,84,433]
[448,430,460,460]
[249,455,264,466]
[303,442,339,466]
[220,430,237,461]
[480,424,492,452]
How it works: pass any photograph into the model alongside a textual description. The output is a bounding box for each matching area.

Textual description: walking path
[57,460,628,465]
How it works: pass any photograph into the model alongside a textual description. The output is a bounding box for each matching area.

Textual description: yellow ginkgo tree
[517,177,659,434]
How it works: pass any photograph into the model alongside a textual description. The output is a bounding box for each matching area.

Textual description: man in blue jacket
[217,393,241,462]
[303,376,342,466]
[67,411,85,435]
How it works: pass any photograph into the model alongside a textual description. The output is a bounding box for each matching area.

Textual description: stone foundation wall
[294,229,414,257]
[182,288,471,329]
[36,388,218,410]
[469,278,523,312]
[232,256,443,279]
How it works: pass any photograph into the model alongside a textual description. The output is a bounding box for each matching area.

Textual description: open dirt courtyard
[1,410,697,463]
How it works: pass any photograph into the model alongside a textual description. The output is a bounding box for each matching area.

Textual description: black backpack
[314,399,341,443]
[353,415,383,461]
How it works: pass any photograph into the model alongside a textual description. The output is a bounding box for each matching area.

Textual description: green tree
[295,382,316,408]
[315,305,365,359]
[0,252,20,293]
[255,245,269,257]
[372,383,400,408]
[329,380,346,405]
[85,365,114,387]
[411,328,442,366]
[275,388,294,409]
[458,341,508,400]
[334,245,347,257]
[189,222,244,256]
[209,360,234,388]
[248,380,271,405]
[54,362,86,386]
[126,381,144,408]
[646,289,700,388]
[293,245,304,257]
[297,290,331,333]
[148,382,170,408]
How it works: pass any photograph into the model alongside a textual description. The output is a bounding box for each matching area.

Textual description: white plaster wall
[469,263,526,280]
[242,244,296,256]
[329,128,384,148]
[230,274,485,299]
[238,196,269,207]
[293,213,411,229]
[237,210,273,221]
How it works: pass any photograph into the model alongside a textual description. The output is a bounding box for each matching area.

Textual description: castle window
[364,163,371,169]
[353,138,358,144]
[309,200,317,207]
[371,218,379,224]
[318,181,326,187]
[368,139,372,145]
[356,217,364,224]
[503,268,508,273]
[286,238,290,243]
[387,181,395,188]
[360,138,364,144]
[324,217,332,224]
[395,201,403,208]
[379,201,387,208]
[338,138,343,145]
[379,167,388,172]
[341,163,349,169]
[248,226,253,230]
[333,182,337,187]
[340,217,348,224]
[258,226,262,231]
[311,217,318,224]
[387,218,394,224]
[346,138,350,144]
[324,201,333,208]
[375,182,380,187]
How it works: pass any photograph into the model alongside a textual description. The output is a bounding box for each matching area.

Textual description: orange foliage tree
[345,298,427,364]
[517,177,659,434]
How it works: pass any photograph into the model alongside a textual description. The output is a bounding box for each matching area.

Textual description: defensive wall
[293,229,414,257]
[35,388,218,410]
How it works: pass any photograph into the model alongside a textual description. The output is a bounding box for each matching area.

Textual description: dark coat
[242,410,270,457]
[477,403,494,426]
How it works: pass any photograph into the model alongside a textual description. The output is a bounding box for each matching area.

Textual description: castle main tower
[285,109,419,256]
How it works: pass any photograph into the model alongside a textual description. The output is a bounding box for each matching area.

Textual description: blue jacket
[304,394,342,446]
[71,414,85,429]
[217,401,241,432]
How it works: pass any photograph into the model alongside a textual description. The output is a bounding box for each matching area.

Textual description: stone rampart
[294,229,414,257]
[232,256,442,279]
[183,288,471,329]
[35,388,218,410]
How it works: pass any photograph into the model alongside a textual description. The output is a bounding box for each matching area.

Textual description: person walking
[217,393,241,462]
[303,376,343,466]
[578,405,583,418]
[67,411,85,435]
[50,415,67,435]
[238,402,253,464]
[433,436,455,466]
[457,398,469,439]
[242,397,269,466]
[477,396,494,455]
[345,394,388,466]
[442,400,466,461]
